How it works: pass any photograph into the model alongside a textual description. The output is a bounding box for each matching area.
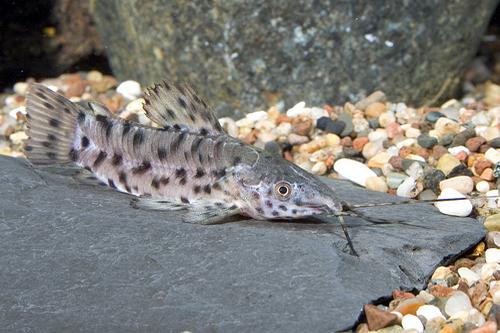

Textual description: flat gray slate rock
[0,156,485,332]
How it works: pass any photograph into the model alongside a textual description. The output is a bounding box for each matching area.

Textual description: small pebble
[417,134,438,149]
[401,314,423,333]
[445,291,473,316]
[116,80,141,100]
[439,176,474,194]
[416,304,445,321]
[365,176,388,193]
[476,181,490,193]
[485,148,500,164]
[435,188,473,217]
[457,267,481,286]
[425,111,445,123]
[316,117,345,135]
[396,177,417,198]
[484,214,500,232]
[485,248,500,264]
[333,158,377,187]
[436,154,461,176]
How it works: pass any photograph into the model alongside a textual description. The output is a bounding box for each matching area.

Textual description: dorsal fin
[143,80,223,134]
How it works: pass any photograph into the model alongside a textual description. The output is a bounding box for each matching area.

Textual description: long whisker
[336,215,358,257]
[348,194,499,209]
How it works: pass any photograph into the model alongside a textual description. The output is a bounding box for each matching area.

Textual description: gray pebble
[337,113,353,137]
[489,137,500,148]
[264,141,281,156]
[439,134,454,146]
[450,128,476,147]
[425,111,445,123]
[423,169,445,194]
[417,134,438,148]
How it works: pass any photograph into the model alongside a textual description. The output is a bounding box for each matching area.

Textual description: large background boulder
[91,0,498,117]
[0,156,485,332]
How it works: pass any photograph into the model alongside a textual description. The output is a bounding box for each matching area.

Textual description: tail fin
[24,84,82,165]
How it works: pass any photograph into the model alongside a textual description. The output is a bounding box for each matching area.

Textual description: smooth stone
[447,164,473,178]
[486,190,500,209]
[405,127,421,139]
[436,154,461,176]
[13,82,29,95]
[401,314,424,333]
[311,161,327,175]
[264,141,281,156]
[450,128,476,147]
[364,304,398,330]
[387,172,409,189]
[423,169,446,194]
[337,113,354,137]
[404,161,424,180]
[367,152,391,169]
[417,134,438,149]
[445,291,473,316]
[489,137,500,148]
[355,91,387,110]
[379,112,396,128]
[219,117,238,137]
[485,248,500,264]
[435,188,473,217]
[287,133,309,145]
[484,214,500,232]
[362,141,384,160]
[457,267,481,286]
[368,130,388,142]
[247,110,268,122]
[418,189,436,201]
[396,177,417,198]
[485,148,500,164]
[425,111,445,123]
[476,181,490,193]
[481,263,500,281]
[439,176,474,194]
[439,133,455,146]
[368,118,379,129]
[435,117,461,136]
[325,133,341,147]
[365,176,388,193]
[316,117,345,135]
[416,304,445,321]
[0,156,488,332]
[333,158,377,187]
[448,146,470,156]
[116,80,141,100]
[286,101,307,117]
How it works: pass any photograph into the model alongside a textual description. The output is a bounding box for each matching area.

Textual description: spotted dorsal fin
[143,80,223,135]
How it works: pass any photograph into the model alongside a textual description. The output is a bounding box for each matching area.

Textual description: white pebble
[246,110,268,122]
[386,145,399,157]
[8,106,26,119]
[444,291,473,316]
[309,107,328,120]
[493,290,500,304]
[457,267,480,286]
[486,248,500,264]
[333,158,377,187]
[435,188,472,217]
[9,131,28,144]
[401,314,423,333]
[287,133,309,145]
[405,154,426,163]
[311,161,327,175]
[396,177,416,198]
[273,122,292,137]
[448,146,470,156]
[13,82,29,95]
[476,181,490,193]
[396,138,416,148]
[368,130,388,142]
[485,148,500,164]
[286,101,307,117]
[486,190,500,209]
[405,127,421,138]
[125,98,145,112]
[481,263,500,280]
[235,117,255,128]
[416,305,445,321]
[218,117,238,137]
[116,80,142,100]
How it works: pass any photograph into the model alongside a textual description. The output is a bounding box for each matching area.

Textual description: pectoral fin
[130,197,240,224]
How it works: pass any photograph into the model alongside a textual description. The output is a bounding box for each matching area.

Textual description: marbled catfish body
[25,82,343,224]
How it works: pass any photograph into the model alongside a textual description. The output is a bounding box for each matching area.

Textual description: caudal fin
[25,84,83,165]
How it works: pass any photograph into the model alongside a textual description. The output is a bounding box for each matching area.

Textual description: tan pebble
[362,141,384,160]
[354,91,386,110]
[468,320,497,333]
[484,214,500,232]
[65,80,86,98]
[311,161,327,175]
[379,112,396,128]
[405,127,421,138]
[298,138,327,153]
[287,133,309,145]
[325,133,340,147]
[367,152,391,169]
[352,137,369,151]
[267,106,280,122]
[432,266,452,280]
[242,131,257,144]
[87,70,103,81]
[365,102,386,118]
[9,131,28,144]
[292,118,312,136]
[439,176,474,194]
[480,168,494,181]
[436,154,461,176]
[484,127,500,142]
[435,117,461,136]
[365,176,388,193]
[325,155,335,169]
[395,298,424,316]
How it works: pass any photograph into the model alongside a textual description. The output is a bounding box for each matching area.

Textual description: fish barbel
[24,81,344,226]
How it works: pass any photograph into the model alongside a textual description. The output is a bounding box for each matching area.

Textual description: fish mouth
[300,203,331,212]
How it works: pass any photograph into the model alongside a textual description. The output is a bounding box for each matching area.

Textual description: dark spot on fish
[166,108,175,118]
[63,107,71,114]
[193,185,201,193]
[180,196,189,204]
[93,151,107,168]
[84,166,91,172]
[133,130,144,149]
[175,167,186,178]
[105,122,113,139]
[265,200,273,208]
[160,177,169,185]
[43,101,54,110]
[47,134,56,141]
[252,192,260,200]
[24,145,33,152]
[191,137,203,155]
[267,189,272,196]
[173,124,181,131]
[195,168,205,178]
[212,169,226,178]
[26,113,31,120]
[159,125,171,131]
[212,182,221,191]
[41,141,52,148]
[78,112,86,124]
[203,184,211,194]
[229,204,237,210]
[201,100,207,108]
[214,140,224,157]
[132,185,138,192]
[108,179,116,189]
[69,148,78,161]
[233,156,241,165]
[35,91,46,99]
[256,207,264,214]
[95,114,108,123]
[199,128,208,136]
[81,136,90,148]
[292,209,297,214]
[171,131,187,153]
[151,177,160,189]
[49,118,60,127]
[122,122,131,136]
[188,113,196,122]
[193,94,202,104]
[272,211,279,217]
[111,154,122,166]
[279,205,287,211]
[157,147,167,160]
[163,81,171,90]
[47,152,57,159]
[179,178,187,185]
[132,160,151,174]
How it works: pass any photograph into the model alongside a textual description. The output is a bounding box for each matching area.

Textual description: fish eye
[274,182,292,200]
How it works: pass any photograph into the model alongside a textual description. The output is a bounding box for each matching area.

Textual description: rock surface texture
[0,156,485,332]
[90,0,497,116]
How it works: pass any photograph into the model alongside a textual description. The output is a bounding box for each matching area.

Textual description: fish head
[233,151,343,220]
